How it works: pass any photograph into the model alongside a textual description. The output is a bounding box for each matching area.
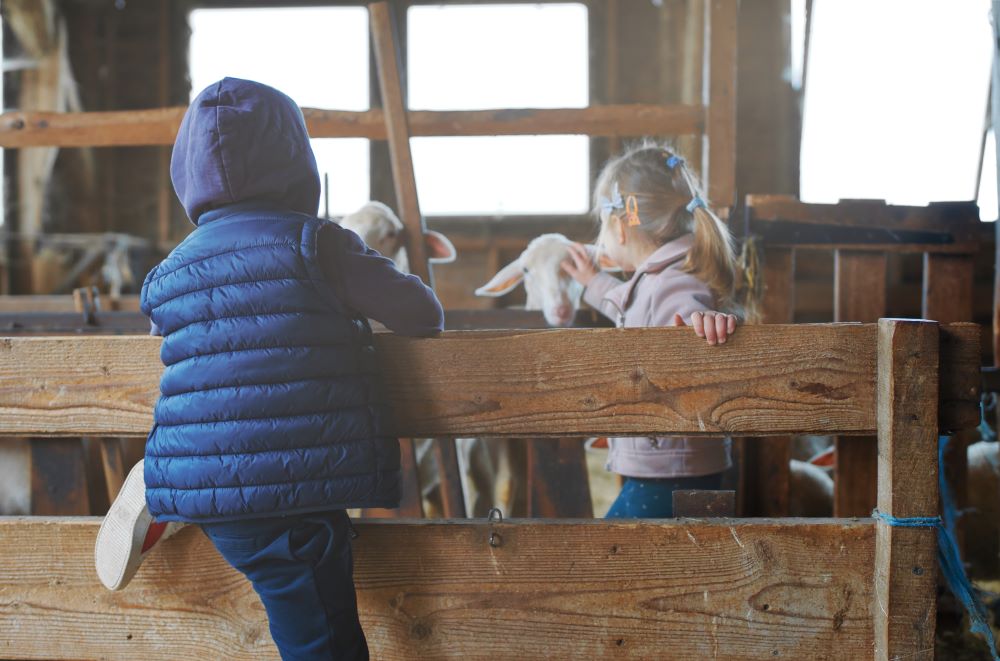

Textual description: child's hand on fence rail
[674,311,737,345]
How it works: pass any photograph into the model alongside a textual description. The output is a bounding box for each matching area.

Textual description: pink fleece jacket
[582,234,732,478]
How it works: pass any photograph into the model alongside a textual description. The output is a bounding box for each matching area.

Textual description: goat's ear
[424,230,456,264]
[809,447,835,468]
[582,244,622,272]
[475,259,524,297]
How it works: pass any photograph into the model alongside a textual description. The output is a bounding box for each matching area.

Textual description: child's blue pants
[201,510,368,661]
[605,473,725,518]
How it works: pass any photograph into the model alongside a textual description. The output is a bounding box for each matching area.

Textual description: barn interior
[0,1,998,659]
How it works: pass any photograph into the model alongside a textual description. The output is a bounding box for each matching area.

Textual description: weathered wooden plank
[0,517,875,660]
[833,250,886,518]
[0,104,705,148]
[703,0,738,207]
[0,325,980,439]
[0,326,881,438]
[874,319,939,659]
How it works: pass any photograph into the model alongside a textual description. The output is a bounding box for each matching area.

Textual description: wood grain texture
[0,104,704,147]
[0,517,875,660]
[672,489,736,517]
[703,0,738,206]
[833,250,886,518]
[874,320,939,660]
[0,325,980,439]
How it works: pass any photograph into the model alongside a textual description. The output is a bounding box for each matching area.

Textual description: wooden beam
[746,195,981,235]
[873,319,939,659]
[0,517,875,660]
[833,251,886,519]
[0,324,980,439]
[672,489,736,517]
[0,104,706,148]
[703,0,738,207]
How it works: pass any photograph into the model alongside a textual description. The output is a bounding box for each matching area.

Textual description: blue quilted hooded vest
[140,78,400,522]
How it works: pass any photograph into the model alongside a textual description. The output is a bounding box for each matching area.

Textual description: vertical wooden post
[874,319,939,660]
[156,0,172,248]
[834,250,886,517]
[702,0,738,208]
[743,246,794,516]
[922,251,976,552]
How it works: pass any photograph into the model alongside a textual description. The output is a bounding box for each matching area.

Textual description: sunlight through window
[189,8,370,216]
[800,0,991,209]
[407,4,590,215]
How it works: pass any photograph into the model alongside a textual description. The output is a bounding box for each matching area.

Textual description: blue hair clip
[598,181,625,215]
[666,155,685,170]
[686,196,707,213]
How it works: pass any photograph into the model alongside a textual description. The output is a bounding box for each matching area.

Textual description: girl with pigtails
[562,143,742,518]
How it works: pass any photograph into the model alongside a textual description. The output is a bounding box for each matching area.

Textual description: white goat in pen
[468,234,612,516]
[338,201,456,273]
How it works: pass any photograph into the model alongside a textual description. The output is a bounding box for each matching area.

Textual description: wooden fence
[0,320,982,659]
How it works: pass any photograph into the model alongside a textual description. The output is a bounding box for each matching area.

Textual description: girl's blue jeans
[200,510,368,661]
[605,473,725,518]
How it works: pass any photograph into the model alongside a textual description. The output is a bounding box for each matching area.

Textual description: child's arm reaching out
[317,222,444,337]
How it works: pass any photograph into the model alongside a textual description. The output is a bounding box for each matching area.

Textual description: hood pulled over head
[171,77,321,224]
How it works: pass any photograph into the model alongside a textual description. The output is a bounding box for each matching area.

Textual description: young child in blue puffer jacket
[94,78,443,661]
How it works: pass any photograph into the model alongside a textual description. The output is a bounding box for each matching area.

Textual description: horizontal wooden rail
[0,104,704,148]
[0,308,613,334]
[0,517,874,660]
[0,323,980,438]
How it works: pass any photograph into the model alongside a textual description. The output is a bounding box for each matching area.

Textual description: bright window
[188,8,370,215]
[800,0,992,217]
[407,4,590,215]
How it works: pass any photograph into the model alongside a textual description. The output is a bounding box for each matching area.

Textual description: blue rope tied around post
[871,436,999,660]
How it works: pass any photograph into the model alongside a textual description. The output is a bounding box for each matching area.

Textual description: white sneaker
[94,460,182,590]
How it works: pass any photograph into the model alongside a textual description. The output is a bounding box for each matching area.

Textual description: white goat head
[339,201,456,273]
[475,233,617,328]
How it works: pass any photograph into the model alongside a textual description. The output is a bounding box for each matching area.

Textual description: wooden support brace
[873,319,939,659]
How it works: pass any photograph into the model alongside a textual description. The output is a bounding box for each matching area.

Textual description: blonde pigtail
[675,164,739,314]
